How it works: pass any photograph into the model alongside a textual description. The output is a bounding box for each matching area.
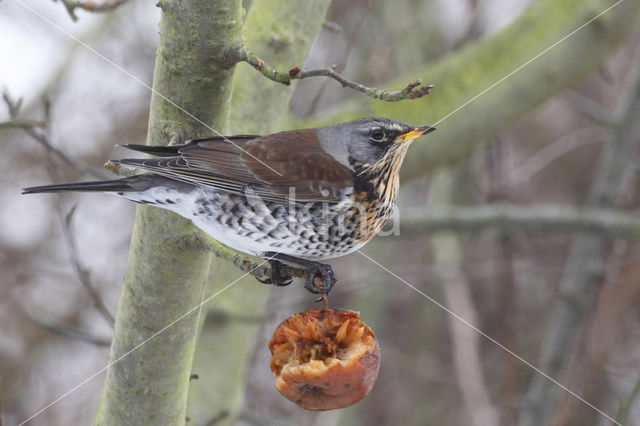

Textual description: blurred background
[1,0,640,425]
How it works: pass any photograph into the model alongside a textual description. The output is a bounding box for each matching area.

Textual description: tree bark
[184,0,332,424]
[95,0,243,424]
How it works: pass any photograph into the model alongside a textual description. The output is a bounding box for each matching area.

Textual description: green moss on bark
[184,1,331,424]
[95,1,243,424]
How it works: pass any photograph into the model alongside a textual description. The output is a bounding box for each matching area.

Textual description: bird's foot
[303,263,337,295]
[256,259,293,287]
[261,252,337,295]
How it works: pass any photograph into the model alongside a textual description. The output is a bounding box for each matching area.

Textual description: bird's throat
[351,158,403,243]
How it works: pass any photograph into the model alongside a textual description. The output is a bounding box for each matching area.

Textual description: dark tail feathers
[22,176,152,194]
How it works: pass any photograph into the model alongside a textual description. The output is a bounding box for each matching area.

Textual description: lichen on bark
[95,1,243,424]
[185,1,332,424]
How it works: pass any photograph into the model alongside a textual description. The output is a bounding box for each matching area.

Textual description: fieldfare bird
[23,117,435,294]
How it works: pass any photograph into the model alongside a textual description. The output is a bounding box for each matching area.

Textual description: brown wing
[116,129,353,203]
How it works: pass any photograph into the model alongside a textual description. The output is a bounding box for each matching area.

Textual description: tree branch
[0,119,46,130]
[55,0,129,22]
[185,4,332,422]
[23,306,111,347]
[562,90,614,126]
[58,203,115,325]
[232,48,433,102]
[95,1,247,423]
[2,91,106,179]
[195,232,308,280]
[402,204,640,240]
[312,0,640,179]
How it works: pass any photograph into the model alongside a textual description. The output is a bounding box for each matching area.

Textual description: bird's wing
[120,135,259,157]
[116,130,353,203]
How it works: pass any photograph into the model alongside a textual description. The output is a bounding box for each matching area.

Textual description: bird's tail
[22,176,151,194]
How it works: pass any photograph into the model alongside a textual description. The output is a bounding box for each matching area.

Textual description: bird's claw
[304,264,337,295]
[257,260,293,287]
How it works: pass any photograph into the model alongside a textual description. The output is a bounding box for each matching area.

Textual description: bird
[23,117,435,294]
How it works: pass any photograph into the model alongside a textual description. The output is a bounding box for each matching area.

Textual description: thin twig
[508,127,604,187]
[232,48,433,102]
[562,90,614,125]
[0,119,47,130]
[5,92,115,326]
[451,0,481,51]
[2,91,104,179]
[56,199,116,325]
[306,0,373,115]
[55,0,129,22]
[24,307,111,347]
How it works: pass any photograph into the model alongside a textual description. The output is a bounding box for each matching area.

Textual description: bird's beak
[394,125,436,143]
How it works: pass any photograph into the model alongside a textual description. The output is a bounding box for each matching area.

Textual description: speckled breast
[189,185,395,260]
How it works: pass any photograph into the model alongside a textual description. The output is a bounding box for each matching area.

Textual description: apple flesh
[269,308,381,411]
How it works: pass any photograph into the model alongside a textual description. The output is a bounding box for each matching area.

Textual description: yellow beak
[394,125,436,143]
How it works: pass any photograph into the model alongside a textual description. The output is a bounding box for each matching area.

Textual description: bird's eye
[370,128,386,141]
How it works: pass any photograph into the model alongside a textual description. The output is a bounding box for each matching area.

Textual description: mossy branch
[232,47,433,102]
[185,2,332,423]
[95,0,244,424]
[402,204,640,240]
[195,232,308,280]
[310,0,640,178]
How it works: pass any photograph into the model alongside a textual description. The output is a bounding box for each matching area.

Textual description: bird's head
[318,117,435,176]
